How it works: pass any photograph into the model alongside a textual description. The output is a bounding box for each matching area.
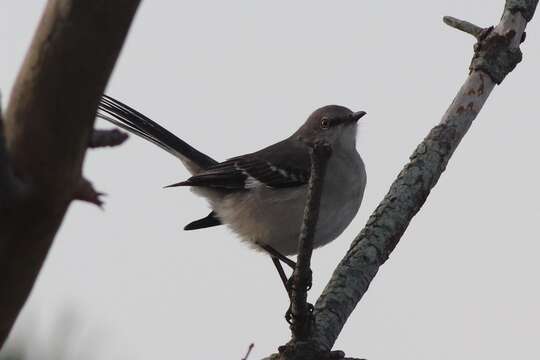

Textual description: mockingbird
[98,95,367,291]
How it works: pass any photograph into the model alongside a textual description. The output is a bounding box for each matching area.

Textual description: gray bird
[98,95,367,290]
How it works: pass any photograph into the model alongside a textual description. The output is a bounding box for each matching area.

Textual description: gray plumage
[98,96,366,256]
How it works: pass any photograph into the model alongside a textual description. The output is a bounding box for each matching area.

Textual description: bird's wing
[167,139,311,190]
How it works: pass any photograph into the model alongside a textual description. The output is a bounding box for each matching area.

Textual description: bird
[97,95,367,292]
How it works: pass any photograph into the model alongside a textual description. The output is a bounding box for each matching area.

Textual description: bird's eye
[321,118,330,130]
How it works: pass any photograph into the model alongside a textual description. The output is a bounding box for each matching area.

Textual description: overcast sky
[1,1,540,359]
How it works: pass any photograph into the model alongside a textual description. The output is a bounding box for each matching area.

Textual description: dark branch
[89,128,129,148]
[74,177,105,208]
[0,95,10,193]
[505,0,539,21]
[0,0,140,347]
[0,93,18,201]
[289,141,332,340]
[277,141,333,360]
[241,343,255,360]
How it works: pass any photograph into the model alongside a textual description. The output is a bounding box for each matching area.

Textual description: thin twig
[241,343,255,360]
[443,16,484,38]
[289,141,332,340]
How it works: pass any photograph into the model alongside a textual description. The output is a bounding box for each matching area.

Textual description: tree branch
[0,99,9,187]
[443,16,484,38]
[0,0,140,347]
[303,1,538,355]
[0,94,18,202]
[289,141,332,340]
[73,177,105,208]
[242,343,255,360]
[89,129,129,148]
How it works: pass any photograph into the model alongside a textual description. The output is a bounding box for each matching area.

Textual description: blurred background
[1,1,539,359]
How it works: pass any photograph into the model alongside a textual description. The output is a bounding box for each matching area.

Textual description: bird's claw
[285,307,293,324]
[287,270,313,293]
[284,302,314,325]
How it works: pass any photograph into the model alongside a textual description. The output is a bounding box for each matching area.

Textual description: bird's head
[294,105,366,150]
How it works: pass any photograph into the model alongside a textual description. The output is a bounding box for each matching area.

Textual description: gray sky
[1,1,540,359]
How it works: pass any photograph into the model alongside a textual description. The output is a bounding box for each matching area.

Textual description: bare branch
[305,0,538,354]
[0,0,140,347]
[89,128,129,148]
[443,16,484,38]
[289,141,332,340]
[241,343,255,360]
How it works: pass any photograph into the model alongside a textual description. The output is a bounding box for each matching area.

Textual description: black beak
[351,111,367,122]
[341,111,366,125]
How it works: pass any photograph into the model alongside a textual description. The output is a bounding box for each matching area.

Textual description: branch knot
[469,28,523,84]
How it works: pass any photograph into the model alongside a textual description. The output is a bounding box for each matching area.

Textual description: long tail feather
[98,95,217,173]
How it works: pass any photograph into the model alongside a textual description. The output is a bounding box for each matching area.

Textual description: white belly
[212,152,366,256]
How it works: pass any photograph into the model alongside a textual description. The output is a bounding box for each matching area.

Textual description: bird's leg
[269,256,296,323]
[262,245,307,323]
[284,267,315,324]
[270,256,291,297]
[261,245,296,269]
[265,250,295,323]
[287,267,313,292]
[262,245,296,293]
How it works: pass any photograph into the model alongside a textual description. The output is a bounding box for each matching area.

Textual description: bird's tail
[97,95,217,174]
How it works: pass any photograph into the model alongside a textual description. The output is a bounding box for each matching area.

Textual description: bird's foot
[284,302,314,325]
[285,306,293,324]
[286,268,312,293]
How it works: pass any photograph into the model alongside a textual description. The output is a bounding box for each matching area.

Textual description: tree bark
[0,0,140,348]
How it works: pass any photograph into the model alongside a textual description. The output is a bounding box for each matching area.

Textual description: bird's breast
[314,151,366,246]
[212,151,366,256]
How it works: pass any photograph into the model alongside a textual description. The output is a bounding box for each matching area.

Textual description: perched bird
[98,95,367,290]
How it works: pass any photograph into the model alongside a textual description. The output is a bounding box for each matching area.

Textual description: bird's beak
[341,111,366,126]
[351,111,367,122]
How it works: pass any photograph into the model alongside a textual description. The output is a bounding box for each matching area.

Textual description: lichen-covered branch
[0,0,140,347]
[305,1,538,355]
[505,0,538,21]
[443,16,484,38]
